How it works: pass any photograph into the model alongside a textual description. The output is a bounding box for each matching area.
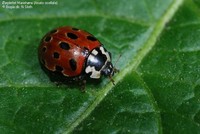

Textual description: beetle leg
[79,80,86,92]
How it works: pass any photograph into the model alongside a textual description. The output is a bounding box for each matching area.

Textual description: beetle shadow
[40,64,102,91]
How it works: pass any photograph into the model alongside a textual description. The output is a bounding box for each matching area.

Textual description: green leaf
[1,0,199,133]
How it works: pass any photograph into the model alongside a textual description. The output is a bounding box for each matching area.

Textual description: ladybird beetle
[38,26,117,90]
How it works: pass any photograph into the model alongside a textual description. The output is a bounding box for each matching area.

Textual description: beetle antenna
[113,54,121,73]
[114,54,122,67]
[109,75,115,85]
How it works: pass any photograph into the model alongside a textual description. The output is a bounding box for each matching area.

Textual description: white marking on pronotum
[92,49,98,55]
[85,66,101,78]
[87,53,98,64]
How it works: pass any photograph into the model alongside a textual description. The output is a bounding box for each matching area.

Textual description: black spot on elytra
[69,59,77,71]
[53,52,60,59]
[84,47,89,51]
[67,32,78,39]
[55,65,63,72]
[42,47,46,52]
[87,36,97,41]
[44,36,52,42]
[59,42,70,50]
[72,27,79,31]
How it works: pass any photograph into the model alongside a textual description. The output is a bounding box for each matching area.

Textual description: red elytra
[38,26,101,77]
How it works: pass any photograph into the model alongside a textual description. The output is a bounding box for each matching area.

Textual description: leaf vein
[65,0,184,133]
